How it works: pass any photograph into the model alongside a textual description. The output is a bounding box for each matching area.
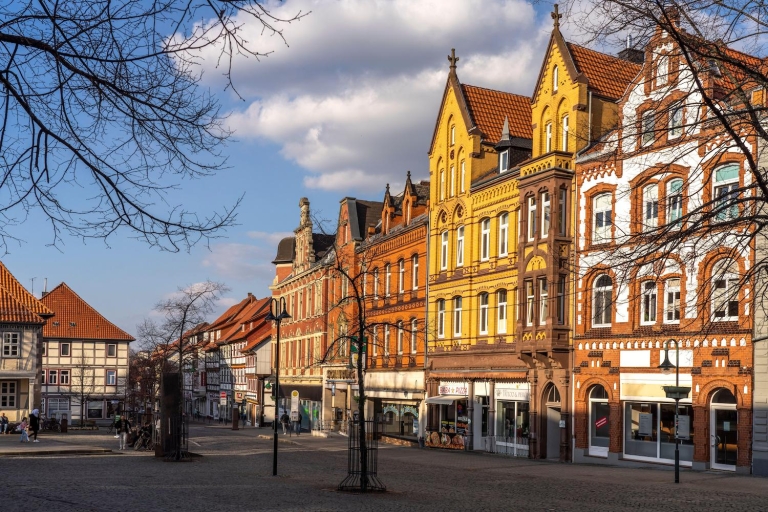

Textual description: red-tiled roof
[41,283,134,340]
[567,43,641,99]
[0,287,45,324]
[0,262,53,317]
[461,85,532,143]
[220,297,270,342]
[242,324,272,353]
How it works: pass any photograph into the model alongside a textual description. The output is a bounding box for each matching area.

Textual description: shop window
[479,293,489,334]
[0,381,15,408]
[453,296,463,337]
[527,196,537,241]
[589,386,610,452]
[498,400,529,449]
[437,300,445,338]
[714,164,739,221]
[641,281,657,324]
[624,402,694,462]
[440,231,448,271]
[480,218,491,261]
[88,400,104,419]
[48,397,69,418]
[712,259,739,321]
[456,226,464,267]
[667,179,683,227]
[593,275,613,327]
[664,278,681,323]
[593,193,612,242]
[478,396,489,437]
[538,279,548,326]
[2,333,19,357]
[541,192,551,238]
[497,290,508,334]
[669,102,683,138]
[643,185,659,230]
[498,213,509,256]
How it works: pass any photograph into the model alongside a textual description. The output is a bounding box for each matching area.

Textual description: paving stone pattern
[0,425,767,511]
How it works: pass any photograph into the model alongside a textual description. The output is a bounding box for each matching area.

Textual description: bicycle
[42,418,61,432]
[133,427,154,451]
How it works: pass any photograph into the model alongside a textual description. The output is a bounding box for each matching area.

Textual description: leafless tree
[0,1,307,251]
[71,353,95,426]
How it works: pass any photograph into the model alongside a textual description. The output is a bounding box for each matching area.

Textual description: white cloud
[201,243,275,283]
[187,0,552,191]
[246,230,294,245]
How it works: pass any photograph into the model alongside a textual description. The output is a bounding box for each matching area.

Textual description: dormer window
[499,150,509,172]
[553,65,558,92]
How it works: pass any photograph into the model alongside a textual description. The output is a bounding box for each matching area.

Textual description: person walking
[116,415,131,450]
[113,415,120,438]
[295,413,302,436]
[19,417,28,443]
[29,409,40,443]
[280,412,290,436]
[0,413,7,434]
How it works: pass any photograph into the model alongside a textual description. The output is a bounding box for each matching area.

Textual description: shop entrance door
[546,407,561,460]
[711,407,737,470]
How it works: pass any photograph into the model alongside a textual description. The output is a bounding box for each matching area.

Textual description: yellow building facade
[425,53,533,452]
[515,10,642,460]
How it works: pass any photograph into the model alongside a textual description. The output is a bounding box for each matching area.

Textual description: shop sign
[595,417,608,429]
[495,388,529,401]
[439,383,468,395]
[235,392,244,401]
[638,413,653,437]
[677,415,690,440]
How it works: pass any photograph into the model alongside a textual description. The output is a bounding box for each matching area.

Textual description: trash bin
[60,418,68,433]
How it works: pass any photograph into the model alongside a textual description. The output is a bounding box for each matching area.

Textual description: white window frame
[559,188,568,236]
[593,193,613,242]
[667,179,683,228]
[2,332,19,357]
[479,293,489,334]
[500,150,509,172]
[106,370,117,386]
[593,275,613,327]
[453,296,463,337]
[498,213,509,257]
[525,280,535,327]
[664,278,681,324]
[437,300,445,338]
[642,111,655,146]
[497,290,507,334]
[107,343,117,357]
[553,65,559,92]
[48,369,57,385]
[460,160,466,193]
[439,169,445,201]
[440,231,449,271]
[656,54,668,87]
[541,192,551,238]
[385,264,391,297]
[641,281,657,325]
[712,261,739,321]
[410,318,418,354]
[397,321,404,355]
[450,165,456,197]
[372,325,378,356]
[669,102,683,138]
[643,185,659,231]
[539,279,548,326]
[714,165,739,222]
[451,125,456,146]
[398,259,405,294]
[384,325,390,357]
[373,269,379,298]
[546,122,553,153]
[480,218,491,261]
[528,196,537,241]
[456,226,465,267]
[412,255,419,290]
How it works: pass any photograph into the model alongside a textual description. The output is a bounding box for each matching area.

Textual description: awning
[425,395,466,405]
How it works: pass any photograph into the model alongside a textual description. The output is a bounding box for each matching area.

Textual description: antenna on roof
[30,277,36,295]
[43,278,47,296]
[627,34,632,49]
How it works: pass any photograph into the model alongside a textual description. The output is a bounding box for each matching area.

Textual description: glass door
[711,407,737,470]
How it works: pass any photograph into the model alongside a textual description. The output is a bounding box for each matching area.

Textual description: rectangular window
[59,370,70,385]
[500,150,509,172]
[528,196,537,241]
[714,165,739,221]
[374,269,379,298]
[2,333,19,357]
[456,226,464,267]
[664,279,681,323]
[437,300,445,339]
[454,297,463,337]
[643,186,659,230]
[450,165,456,197]
[498,213,508,257]
[60,343,70,357]
[87,400,104,419]
[479,294,489,334]
[558,188,567,236]
[439,169,445,201]
[106,370,117,386]
[398,260,405,294]
[384,326,390,357]
[41,342,46,356]
[411,319,418,354]
[497,290,507,334]
[556,276,566,325]
[372,326,378,357]
[562,115,569,151]
[669,102,683,138]
[525,280,535,326]
[440,232,449,271]
[539,279,548,326]
[460,161,466,193]
[48,397,69,418]
[412,255,419,290]
[397,322,404,355]
[594,194,613,242]
[48,370,58,385]
[481,219,490,261]
[713,277,739,321]
[0,381,16,408]
[541,192,551,238]
[546,122,552,153]
[385,264,391,297]
[107,344,117,357]
[641,281,657,324]
[667,179,683,228]
[642,111,655,146]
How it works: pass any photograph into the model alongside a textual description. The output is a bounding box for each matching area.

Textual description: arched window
[593,193,612,242]
[498,213,509,256]
[385,263,391,297]
[546,385,561,405]
[437,299,445,338]
[545,122,553,153]
[398,259,405,294]
[372,325,378,356]
[383,324,390,357]
[667,179,683,227]
[410,318,418,354]
[373,268,379,298]
[440,231,448,271]
[480,218,491,261]
[562,115,569,151]
[656,54,668,87]
[450,125,456,146]
[479,293,489,334]
[450,165,456,197]
[539,278,548,326]
[460,160,466,193]
[641,281,657,324]
[714,164,739,221]
[589,385,609,453]
[643,184,659,230]
[528,196,537,241]
[593,275,613,327]
[453,296,463,337]
[664,278,681,323]
[712,388,737,404]
[397,320,404,355]
[712,259,739,321]
[439,169,445,201]
[497,289,507,334]
[412,255,419,290]
[456,226,465,267]
[553,65,559,92]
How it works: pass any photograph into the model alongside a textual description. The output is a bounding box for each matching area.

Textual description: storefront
[425,381,468,450]
[365,370,425,440]
[494,382,530,456]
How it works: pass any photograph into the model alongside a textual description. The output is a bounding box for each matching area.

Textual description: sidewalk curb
[256,434,301,446]
[0,448,112,457]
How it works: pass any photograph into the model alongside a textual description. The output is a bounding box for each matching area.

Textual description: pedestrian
[0,413,7,434]
[113,414,120,438]
[295,413,302,436]
[280,412,290,435]
[29,409,40,443]
[116,415,131,450]
[19,417,28,443]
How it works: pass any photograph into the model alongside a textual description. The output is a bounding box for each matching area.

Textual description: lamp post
[265,297,290,476]
[658,339,691,484]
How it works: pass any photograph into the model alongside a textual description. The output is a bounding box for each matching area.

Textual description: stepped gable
[41,283,133,340]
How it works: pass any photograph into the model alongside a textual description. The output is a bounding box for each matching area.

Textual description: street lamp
[658,339,691,484]
[265,297,290,476]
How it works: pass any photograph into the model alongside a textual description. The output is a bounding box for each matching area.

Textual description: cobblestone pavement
[1,425,768,512]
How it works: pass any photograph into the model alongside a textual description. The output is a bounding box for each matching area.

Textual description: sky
[4,0,583,340]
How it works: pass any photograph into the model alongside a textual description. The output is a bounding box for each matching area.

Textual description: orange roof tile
[0,287,45,324]
[242,324,272,353]
[220,297,270,343]
[461,85,532,143]
[566,43,641,99]
[41,283,134,341]
[0,262,53,317]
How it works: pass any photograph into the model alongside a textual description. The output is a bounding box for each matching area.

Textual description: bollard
[60,418,68,434]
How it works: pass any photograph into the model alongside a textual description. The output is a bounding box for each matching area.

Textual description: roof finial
[501,116,510,141]
[551,4,562,30]
[406,171,412,181]
[448,48,459,72]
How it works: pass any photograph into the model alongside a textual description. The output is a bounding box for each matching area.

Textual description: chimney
[41,278,48,297]
[618,34,644,64]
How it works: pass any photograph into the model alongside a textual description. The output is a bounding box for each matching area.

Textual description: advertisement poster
[638,413,653,437]
[677,415,690,440]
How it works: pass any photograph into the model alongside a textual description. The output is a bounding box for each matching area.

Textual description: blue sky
[5,0,575,338]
